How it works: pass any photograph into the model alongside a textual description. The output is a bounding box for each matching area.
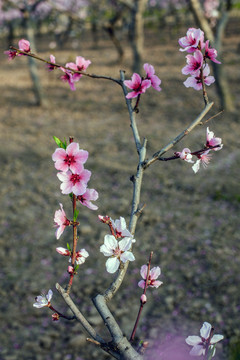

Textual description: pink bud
[52,313,60,321]
[98,215,110,223]
[68,265,74,274]
[141,294,147,304]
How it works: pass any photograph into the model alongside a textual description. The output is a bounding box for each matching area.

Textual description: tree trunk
[22,9,46,106]
[188,0,235,112]
[129,0,148,73]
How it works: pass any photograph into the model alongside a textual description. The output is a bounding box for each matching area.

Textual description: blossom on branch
[175,148,194,163]
[182,50,203,75]
[47,54,56,71]
[183,64,215,90]
[204,40,221,64]
[66,56,91,81]
[4,39,31,60]
[185,321,223,356]
[54,203,70,239]
[179,28,204,53]
[192,150,212,174]
[111,216,135,242]
[33,289,53,308]
[74,249,89,265]
[18,39,31,54]
[57,169,91,196]
[52,142,88,173]
[77,188,99,210]
[60,68,76,91]
[143,63,162,91]
[124,73,151,99]
[206,127,223,151]
[138,265,163,289]
[100,235,135,273]
[56,247,71,256]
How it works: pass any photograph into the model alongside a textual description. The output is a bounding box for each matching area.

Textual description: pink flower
[66,56,91,81]
[77,188,99,210]
[74,249,89,265]
[183,64,215,90]
[52,142,88,173]
[192,150,212,173]
[182,50,203,75]
[185,321,223,357]
[111,216,136,242]
[204,40,221,64]
[56,247,71,256]
[100,235,135,273]
[179,28,204,53]
[54,203,70,239]
[206,127,223,151]
[143,63,162,91]
[175,148,194,163]
[4,39,31,60]
[57,169,91,196]
[138,265,163,289]
[124,73,151,99]
[60,67,76,91]
[33,289,53,308]
[4,50,17,60]
[18,39,31,53]
[47,54,56,71]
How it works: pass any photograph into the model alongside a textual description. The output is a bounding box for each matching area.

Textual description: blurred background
[0,1,239,359]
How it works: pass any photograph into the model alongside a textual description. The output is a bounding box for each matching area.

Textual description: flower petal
[200,322,212,339]
[106,257,120,273]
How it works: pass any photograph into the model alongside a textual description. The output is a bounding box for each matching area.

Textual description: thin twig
[130,251,153,342]
[9,47,122,85]
[143,102,214,169]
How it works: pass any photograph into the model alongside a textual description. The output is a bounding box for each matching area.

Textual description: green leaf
[73,209,79,222]
[53,136,67,149]
[67,243,71,251]
[75,264,80,271]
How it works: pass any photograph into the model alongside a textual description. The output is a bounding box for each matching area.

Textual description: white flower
[75,248,89,265]
[111,216,136,243]
[33,289,53,308]
[192,150,212,173]
[100,234,135,273]
[185,321,224,357]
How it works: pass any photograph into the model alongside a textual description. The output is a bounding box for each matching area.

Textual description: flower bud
[68,265,74,274]
[98,215,110,224]
[52,313,60,321]
[56,247,70,256]
[140,294,147,304]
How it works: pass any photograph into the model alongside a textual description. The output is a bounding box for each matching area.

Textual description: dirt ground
[0,23,239,360]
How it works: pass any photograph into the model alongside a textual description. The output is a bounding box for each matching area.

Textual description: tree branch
[143,102,214,169]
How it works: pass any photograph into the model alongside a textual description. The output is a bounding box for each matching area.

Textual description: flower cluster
[99,216,135,273]
[185,321,223,357]
[4,39,31,60]
[179,28,221,90]
[124,63,161,99]
[60,56,91,91]
[52,141,98,203]
[5,39,91,91]
[175,127,223,173]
